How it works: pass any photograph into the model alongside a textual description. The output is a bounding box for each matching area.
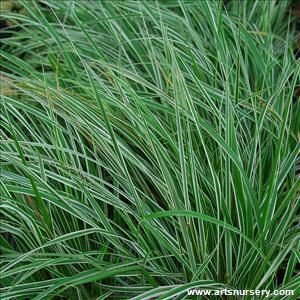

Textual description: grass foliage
[1,0,300,299]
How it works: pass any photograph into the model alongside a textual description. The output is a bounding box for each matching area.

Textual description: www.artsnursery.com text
[187,288,294,297]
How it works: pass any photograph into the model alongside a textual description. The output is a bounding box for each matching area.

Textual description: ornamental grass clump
[0,0,299,299]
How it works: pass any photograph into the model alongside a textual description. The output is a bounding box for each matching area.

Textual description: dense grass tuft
[1,0,299,299]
